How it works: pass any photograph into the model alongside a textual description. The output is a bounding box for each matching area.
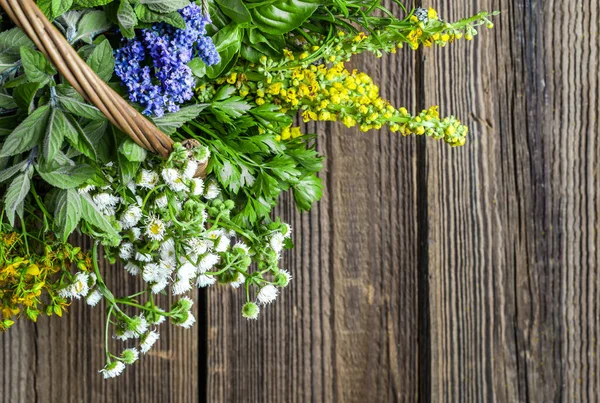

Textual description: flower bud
[241,302,259,320]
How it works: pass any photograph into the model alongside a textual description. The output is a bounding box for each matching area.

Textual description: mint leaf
[4,169,32,226]
[13,82,40,113]
[119,138,147,162]
[140,0,189,14]
[118,0,138,38]
[54,189,82,241]
[58,96,105,120]
[43,107,66,160]
[0,160,28,184]
[52,0,74,19]
[80,193,121,243]
[0,105,50,157]
[20,48,56,85]
[0,28,34,54]
[86,39,114,82]
[134,4,186,29]
[73,10,112,43]
[37,163,96,189]
[63,114,98,160]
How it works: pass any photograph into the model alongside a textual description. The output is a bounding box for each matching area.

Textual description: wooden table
[1,0,598,401]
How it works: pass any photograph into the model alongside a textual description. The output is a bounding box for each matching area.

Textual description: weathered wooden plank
[424,0,599,401]
[0,235,200,403]
[205,7,424,403]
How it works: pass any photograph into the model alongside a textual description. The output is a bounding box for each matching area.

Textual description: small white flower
[145,215,166,241]
[131,315,148,335]
[232,242,250,255]
[120,206,142,230]
[162,168,188,192]
[121,348,139,365]
[77,184,95,194]
[172,279,192,295]
[58,288,73,299]
[135,252,153,262]
[158,260,176,277]
[70,272,90,299]
[179,313,196,329]
[151,279,169,294]
[197,253,220,274]
[124,262,140,276]
[100,361,126,379]
[197,274,216,287]
[86,289,102,307]
[126,180,137,193]
[215,234,230,253]
[185,237,210,256]
[269,232,286,253]
[145,308,167,325]
[257,284,279,305]
[119,242,134,260]
[230,273,245,289]
[140,330,160,354]
[142,263,161,283]
[131,227,142,240]
[159,238,176,261]
[93,193,120,212]
[137,169,159,189]
[190,178,204,196]
[204,182,220,200]
[282,224,293,239]
[183,160,198,179]
[280,269,293,284]
[155,194,168,209]
[177,261,196,281]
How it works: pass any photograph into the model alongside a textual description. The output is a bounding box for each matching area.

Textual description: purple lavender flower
[114,4,220,117]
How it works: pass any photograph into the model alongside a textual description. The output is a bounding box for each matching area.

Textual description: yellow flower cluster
[0,232,91,331]
[227,61,468,146]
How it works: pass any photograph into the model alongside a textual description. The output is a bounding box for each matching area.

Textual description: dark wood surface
[1,0,598,401]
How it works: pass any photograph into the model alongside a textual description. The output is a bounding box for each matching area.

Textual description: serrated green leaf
[73,0,113,7]
[0,93,16,109]
[73,10,112,43]
[117,0,138,38]
[140,0,189,14]
[119,138,147,162]
[54,188,82,241]
[43,107,66,161]
[58,96,105,120]
[52,0,73,19]
[0,105,50,157]
[86,39,114,82]
[4,169,32,226]
[134,4,186,28]
[152,104,208,134]
[292,174,322,210]
[63,114,98,160]
[0,160,28,183]
[248,0,319,35]
[37,163,96,189]
[20,48,56,85]
[80,192,121,242]
[12,82,40,114]
[215,0,251,24]
[0,28,34,54]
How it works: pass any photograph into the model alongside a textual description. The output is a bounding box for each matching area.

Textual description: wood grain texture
[2,0,599,401]
[424,0,599,401]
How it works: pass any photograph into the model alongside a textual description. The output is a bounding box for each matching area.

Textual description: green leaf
[0,105,50,157]
[52,0,74,19]
[250,103,293,128]
[211,96,251,122]
[73,0,113,7]
[215,0,251,24]
[37,163,96,189]
[43,107,66,161]
[140,0,189,14]
[0,93,17,109]
[0,28,34,54]
[0,160,28,184]
[153,104,208,134]
[4,169,32,226]
[20,48,56,84]
[292,174,322,210]
[249,0,319,35]
[58,96,105,120]
[86,39,114,82]
[117,0,138,38]
[80,193,121,242]
[134,4,186,28]
[12,82,40,114]
[119,138,147,162]
[206,23,241,78]
[73,10,112,43]
[54,189,82,241]
[63,114,98,160]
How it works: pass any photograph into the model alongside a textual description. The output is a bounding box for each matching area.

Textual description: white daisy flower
[161,168,188,192]
[282,224,293,238]
[121,348,139,365]
[140,331,160,354]
[257,284,279,305]
[178,313,196,329]
[70,272,90,299]
[77,184,95,194]
[130,227,142,240]
[242,302,260,320]
[155,194,168,209]
[137,169,159,189]
[145,215,166,241]
[151,279,169,294]
[93,193,120,212]
[119,242,134,260]
[159,238,176,261]
[172,279,192,295]
[215,234,230,252]
[86,289,102,307]
[185,237,210,256]
[197,253,219,274]
[130,315,148,335]
[230,273,245,289]
[197,274,216,287]
[124,262,140,276]
[177,261,196,281]
[100,361,126,379]
[120,206,142,230]
[158,260,176,278]
[142,263,161,283]
[190,178,204,196]
[269,232,286,253]
[204,182,220,199]
[135,252,153,262]
[58,288,73,299]
[183,160,198,179]
[232,242,250,255]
